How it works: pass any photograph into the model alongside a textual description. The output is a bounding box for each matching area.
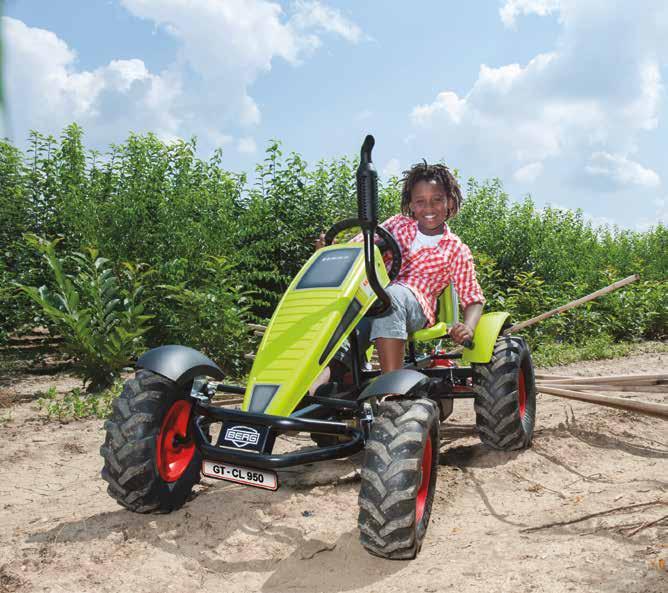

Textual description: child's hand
[314,232,326,250]
[315,231,337,250]
[449,322,474,346]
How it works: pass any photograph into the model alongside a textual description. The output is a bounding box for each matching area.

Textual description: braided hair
[400,161,463,219]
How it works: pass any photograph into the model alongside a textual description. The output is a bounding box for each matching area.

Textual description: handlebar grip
[357,135,377,227]
[462,339,474,349]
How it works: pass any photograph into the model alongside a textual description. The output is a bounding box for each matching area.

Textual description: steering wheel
[323,218,402,281]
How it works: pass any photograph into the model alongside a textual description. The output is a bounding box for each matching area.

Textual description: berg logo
[224,425,261,448]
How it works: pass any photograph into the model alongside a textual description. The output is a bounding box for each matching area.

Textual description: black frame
[190,329,475,471]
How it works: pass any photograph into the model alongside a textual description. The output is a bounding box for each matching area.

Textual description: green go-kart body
[101,135,537,560]
[243,242,509,417]
[243,243,389,416]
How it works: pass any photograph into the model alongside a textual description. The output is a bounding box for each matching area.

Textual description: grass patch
[532,337,667,368]
[37,382,122,422]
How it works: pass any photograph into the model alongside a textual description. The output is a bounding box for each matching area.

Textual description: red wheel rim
[518,366,527,420]
[416,434,433,525]
[156,400,195,482]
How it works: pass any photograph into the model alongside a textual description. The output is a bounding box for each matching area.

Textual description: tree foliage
[1,126,665,380]
[16,235,152,389]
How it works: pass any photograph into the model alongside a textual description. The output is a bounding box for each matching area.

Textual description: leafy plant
[160,256,254,379]
[37,382,121,422]
[16,234,152,390]
[1,125,666,370]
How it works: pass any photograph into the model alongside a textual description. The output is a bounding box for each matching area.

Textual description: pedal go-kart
[101,135,537,560]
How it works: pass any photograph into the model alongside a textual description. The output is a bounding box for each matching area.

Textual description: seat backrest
[410,284,459,343]
[437,283,459,327]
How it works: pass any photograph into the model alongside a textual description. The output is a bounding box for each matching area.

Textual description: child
[314,161,484,384]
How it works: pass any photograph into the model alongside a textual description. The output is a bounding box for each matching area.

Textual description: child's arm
[448,243,485,345]
[314,214,404,250]
[449,303,483,345]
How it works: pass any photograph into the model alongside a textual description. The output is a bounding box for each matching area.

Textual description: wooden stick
[537,374,666,386]
[248,323,267,332]
[446,274,640,356]
[520,500,666,533]
[537,383,668,393]
[624,514,668,537]
[212,397,244,405]
[534,374,577,381]
[538,385,668,419]
[508,274,639,333]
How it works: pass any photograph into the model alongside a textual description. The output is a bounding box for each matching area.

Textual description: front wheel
[472,336,536,450]
[357,398,439,559]
[100,370,201,513]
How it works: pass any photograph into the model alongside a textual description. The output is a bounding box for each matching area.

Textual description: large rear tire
[357,398,439,560]
[100,370,201,513]
[472,336,536,450]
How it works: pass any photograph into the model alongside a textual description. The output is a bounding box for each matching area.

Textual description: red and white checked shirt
[353,215,485,326]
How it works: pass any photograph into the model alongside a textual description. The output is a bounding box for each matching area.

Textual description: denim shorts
[333,284,427,370]
[369,283,427,340]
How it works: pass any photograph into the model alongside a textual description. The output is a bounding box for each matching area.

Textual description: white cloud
[586,152,661,188]
[119,0,363,137]
[4,1,363,151]
[237,136,257,154]
[513,161,543,183]
[3,17,182,144]
[408,1,667,222]
[289,1,364,44]
[382,157,402,179]
[500,0,561,28]
[412,91,466,125]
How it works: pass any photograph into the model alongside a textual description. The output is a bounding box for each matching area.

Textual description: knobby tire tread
[100,370,201,513]
[472,336,536,450]
[358,398,439,560]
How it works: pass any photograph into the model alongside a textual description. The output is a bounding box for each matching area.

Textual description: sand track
[0,352,666,592]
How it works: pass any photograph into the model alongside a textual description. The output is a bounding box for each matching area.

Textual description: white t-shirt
[410,230,442,252]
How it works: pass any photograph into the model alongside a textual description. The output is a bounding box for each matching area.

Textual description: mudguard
[461,312,511,364]
[358,369,429,401]
[136,345,224,386]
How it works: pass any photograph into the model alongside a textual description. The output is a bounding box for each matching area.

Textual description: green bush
[159,256,254,379]
[37,383,120,422]
[16,234,152,389]
[0,125,665,376]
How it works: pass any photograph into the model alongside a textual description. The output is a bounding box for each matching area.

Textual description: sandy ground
[0,352,666,593]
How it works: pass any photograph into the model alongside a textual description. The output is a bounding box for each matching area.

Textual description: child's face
[409,180,450,235]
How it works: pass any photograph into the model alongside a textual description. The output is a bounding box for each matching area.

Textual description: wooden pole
[534,374,577,381]
[537,383,668,393]
[537,373,666,386]
[507,274,639,333]
[446,274,640,355]
[537,385,668,419]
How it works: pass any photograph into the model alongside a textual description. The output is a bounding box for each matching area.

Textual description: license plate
[201,460,278,491]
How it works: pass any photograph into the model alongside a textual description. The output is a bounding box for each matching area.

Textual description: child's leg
[309,318,372,394]
[370,284,427,374]
[375,338,405,372]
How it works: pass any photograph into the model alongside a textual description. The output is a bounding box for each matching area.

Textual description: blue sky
[2,1,667,230]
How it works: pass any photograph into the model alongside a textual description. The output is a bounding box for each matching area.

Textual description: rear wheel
[100,370,201,513]
[472,336,536,450]
[357,398,439,559]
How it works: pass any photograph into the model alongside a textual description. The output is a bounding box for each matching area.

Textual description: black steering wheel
[324,218,402,281]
